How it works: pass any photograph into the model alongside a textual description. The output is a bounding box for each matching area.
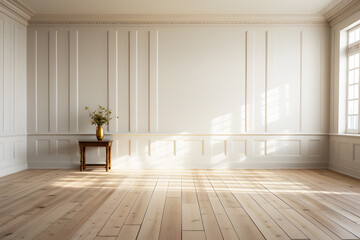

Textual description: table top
[79,140,113,146]
[79,140,112,143]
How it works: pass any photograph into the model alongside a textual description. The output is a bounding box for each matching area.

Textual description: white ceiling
[19,0,334,15]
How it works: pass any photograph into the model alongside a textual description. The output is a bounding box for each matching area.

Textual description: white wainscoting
[329,135,360,178]
[328,8,360,178]
[27,24,330,169]
[0,12,27,177]
[0,135,27,176]
[27,134,328,169]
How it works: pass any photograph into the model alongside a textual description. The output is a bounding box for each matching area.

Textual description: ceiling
[19,0,335,15]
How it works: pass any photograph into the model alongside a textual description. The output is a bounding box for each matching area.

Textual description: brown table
[79,140,112,172]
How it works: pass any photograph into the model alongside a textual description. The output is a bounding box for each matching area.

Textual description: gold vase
[96,125,104,141]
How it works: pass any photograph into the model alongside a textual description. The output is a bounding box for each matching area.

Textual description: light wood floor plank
[0,169,360,240]
[116,225,140,240]
[159,197,181,240]
[0,172,92,238]
[221,171,306,239]
[71,174,135,240]
[225,207,265,240]
[3,202,77,240]
[181,176,203,231]
[264,170,359,239]
[125,177,157,225]
[233,192,291,240]
[95,237,116,240]
[182,231,206,240]
[33,185,114,240]
[137,175,169,240]
[208,196,239,240]
[251,170,349,240]
[194,176,224,240]
[98,177,146,236]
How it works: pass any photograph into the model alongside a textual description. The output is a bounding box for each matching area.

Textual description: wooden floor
[1,169,360,240]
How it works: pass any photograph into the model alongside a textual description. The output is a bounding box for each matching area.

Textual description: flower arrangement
[84,105,119,126]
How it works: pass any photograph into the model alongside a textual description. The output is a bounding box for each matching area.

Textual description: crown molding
[0,0,33,25]
[27,132,329,137]
[28,14,328,26]
[320,0,360,26]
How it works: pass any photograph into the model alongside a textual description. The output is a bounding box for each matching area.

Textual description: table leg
[80,146,83,171]
[83,147,86,170]
[109,146,112,170]
[106,146,109,172]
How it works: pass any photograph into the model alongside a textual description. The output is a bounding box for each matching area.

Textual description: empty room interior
[2,0,360,239]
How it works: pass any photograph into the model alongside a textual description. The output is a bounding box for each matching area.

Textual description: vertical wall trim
[115,31,119,132]
[107,31,110,132]
[300,31,303,132]
[265,31,268,132]
[0,19,3,133]
[49,30,58,132]
[128,31,130,132]
[35,139,38,156]
[245,31,248,133]
[174,140,176,156]
[202,140,205,156]
[34,30,38,132]
[130,31,138,132]
[148,31,150,132]
[47,31,50,132]
[108,30,119,132]
[129,139,131,156]
[55,139,58,155]
[320,30,323,132]
[11,24,15,133]
[149,30,159,133]
[67,31,70,132]
[331,29,336,132]
[245,140,247,156]
[76,32,79,132]
[69,30,79,132]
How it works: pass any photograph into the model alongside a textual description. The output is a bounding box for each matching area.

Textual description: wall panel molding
[108,30,119,132]
[0,18,3,134]
[129,30,138,132]
[149,30,159,132]
[27,134,328,169]
[299,31,303,132]
[0,12,27,176]
[69,30,79,132]
[49,30,58,132]
[27,24,330,169]
[330,135,360,178]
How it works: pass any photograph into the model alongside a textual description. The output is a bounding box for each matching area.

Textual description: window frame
[346,25,360,133]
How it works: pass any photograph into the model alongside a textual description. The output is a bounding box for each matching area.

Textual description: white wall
[27,24,330,169]
[329,8,360,178]
[0,11,27,177]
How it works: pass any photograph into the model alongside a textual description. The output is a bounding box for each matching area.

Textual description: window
[347,26,360,133]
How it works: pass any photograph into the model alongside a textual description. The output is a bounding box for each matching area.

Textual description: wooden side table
[79,140,112,172]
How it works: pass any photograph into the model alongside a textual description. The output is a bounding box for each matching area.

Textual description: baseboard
[0,163,28,177]
[28,161,328,170]
[329,164,360,179]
